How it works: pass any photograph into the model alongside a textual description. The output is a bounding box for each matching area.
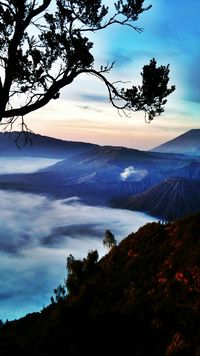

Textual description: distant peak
[151,129,200,156]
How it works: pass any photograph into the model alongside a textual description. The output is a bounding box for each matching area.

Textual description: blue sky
[26,0,200,150]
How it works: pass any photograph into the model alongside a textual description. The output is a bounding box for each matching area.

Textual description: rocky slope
[113,177,200,220]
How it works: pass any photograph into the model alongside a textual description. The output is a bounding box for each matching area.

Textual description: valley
[0,130,200,220]
[0,129,200,329]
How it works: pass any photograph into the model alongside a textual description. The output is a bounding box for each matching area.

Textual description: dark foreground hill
[0,212,200,355]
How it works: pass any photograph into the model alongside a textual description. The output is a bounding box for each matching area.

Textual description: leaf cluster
[66,250,99,296]
[103,229,117,250]
[115,0,152,21]
[122,59,175,121]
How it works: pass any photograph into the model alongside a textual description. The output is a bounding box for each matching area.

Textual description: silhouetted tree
[51,283,66,303]
[103,230,117,250]
[66,250,99,295]
[66,254,84,295]
[0,0,175,129]
[83,250,99,275]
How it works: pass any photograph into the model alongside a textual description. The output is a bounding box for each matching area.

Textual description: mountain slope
[1,131,200,219]
[173,159,200,180]
[0,212,200,355]
[0,131,97,158]
[151,129,200,155]
[0,147,187,205]
[113,177,200,220]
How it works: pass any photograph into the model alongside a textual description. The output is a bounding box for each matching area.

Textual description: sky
[13,0,200,149]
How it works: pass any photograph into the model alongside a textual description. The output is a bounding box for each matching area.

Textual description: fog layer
[0,157,61,174]
[0,190,156,321]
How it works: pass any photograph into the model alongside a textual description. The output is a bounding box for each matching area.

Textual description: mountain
[0,143,189,205]
[0,212,200,355]
[151,129,200,156]
[0,130,200,219]
[173,159,200,180]
[113,177,200,220]
[0,131,97,158]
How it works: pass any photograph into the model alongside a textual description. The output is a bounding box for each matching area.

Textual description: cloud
[109,51,133,68]
[0,190,156,321]
[120,166,148,181]
[76,105,102,113]
[0,157,61,174]
[80,93,108,103]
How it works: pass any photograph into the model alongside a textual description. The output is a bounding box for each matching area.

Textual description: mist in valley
[0,159,156,321]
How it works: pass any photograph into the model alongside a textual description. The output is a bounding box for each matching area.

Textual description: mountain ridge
[0,131,98,158]
[0,130,200,220]
[151,129,200,155]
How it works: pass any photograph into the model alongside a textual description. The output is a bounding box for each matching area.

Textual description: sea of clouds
[0,156,156,321]
[0,190,156,321]
[0,157,61,174]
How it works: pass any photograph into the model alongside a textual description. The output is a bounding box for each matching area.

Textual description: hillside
[0,131,97,158]
[113,177,200,220]
[0,212,200,355]
[151,129,200,155]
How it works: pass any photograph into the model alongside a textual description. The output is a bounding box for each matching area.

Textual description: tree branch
[79,19,143,33]
[0,0,175,127]
[25,0,52,25]
[83,68,129,108]
[0,1,15,16]
[3,71,76,118]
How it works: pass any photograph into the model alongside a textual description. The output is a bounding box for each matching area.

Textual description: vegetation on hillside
[0,212,200,355]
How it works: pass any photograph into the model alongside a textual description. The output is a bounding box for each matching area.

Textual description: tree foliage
[66,250,99,295]
[103,230,117,250]
[51,283,66,304]
[0,0,175,129]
